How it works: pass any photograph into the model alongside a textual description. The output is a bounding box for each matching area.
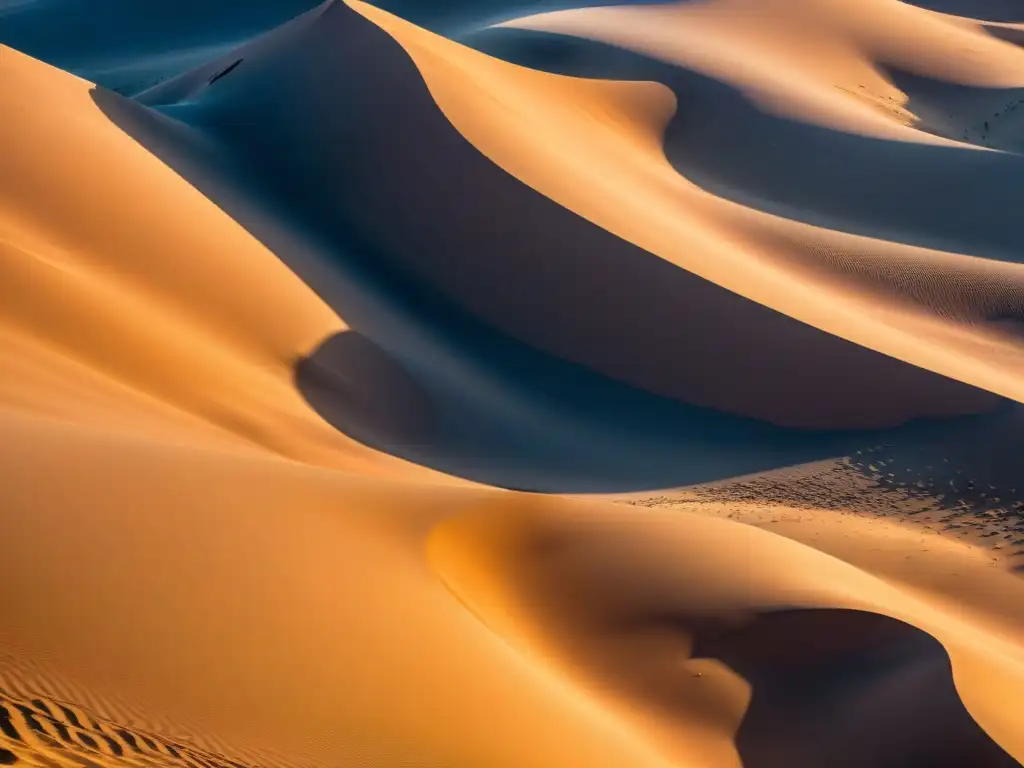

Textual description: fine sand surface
[2,0,1024,766]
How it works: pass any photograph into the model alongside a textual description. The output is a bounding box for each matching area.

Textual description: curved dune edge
[0,40,459,481]
[112,0,1008,430]
[428,496,1024,765]
[346,0,1024,423]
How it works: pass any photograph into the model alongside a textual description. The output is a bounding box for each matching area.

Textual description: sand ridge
[115,0,1011,428]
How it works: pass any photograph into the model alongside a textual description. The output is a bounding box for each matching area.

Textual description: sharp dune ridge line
[1,0,1023,766]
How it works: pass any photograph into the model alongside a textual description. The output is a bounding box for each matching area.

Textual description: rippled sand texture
[2,0,1024,766]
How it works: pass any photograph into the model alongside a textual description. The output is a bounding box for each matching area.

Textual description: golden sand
[1,1,1023,765]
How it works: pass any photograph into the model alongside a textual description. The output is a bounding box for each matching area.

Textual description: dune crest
[0,40,455,478]
[109,0,1012,428]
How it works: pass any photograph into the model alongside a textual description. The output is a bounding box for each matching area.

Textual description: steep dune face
[121,0,1003,429]
[386,0,1024,416]
[0,42,448,478]
[3,0,1024,767]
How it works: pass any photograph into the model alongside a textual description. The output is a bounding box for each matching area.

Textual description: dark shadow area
[89,1,1002,490]
[985,23,1024,48]
[692,609,1021,768]
[295,331,436,448]
[94,81,889,492]
[898,0,1024,23]
[467,27,1024,266]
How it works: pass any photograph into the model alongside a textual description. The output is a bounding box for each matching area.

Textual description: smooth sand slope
[1,0,1024,766]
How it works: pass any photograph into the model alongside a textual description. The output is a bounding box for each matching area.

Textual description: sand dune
[122,0,1024,430]
[0,39,459,478]
[431,498,1024,765]
[111,0,1003,429]
[2,0,1024,766]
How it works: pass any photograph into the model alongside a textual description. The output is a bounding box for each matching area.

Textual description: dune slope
[121,0,1009,429]
[2,0,1024,766]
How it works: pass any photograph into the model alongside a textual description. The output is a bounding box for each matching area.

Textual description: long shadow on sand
[691,609,1020,768]
[467,27,1024,267]
[986,23,1024,49]
[89,0,1002,491]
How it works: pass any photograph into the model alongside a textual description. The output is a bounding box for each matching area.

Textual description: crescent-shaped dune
[2,0,1024,766]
